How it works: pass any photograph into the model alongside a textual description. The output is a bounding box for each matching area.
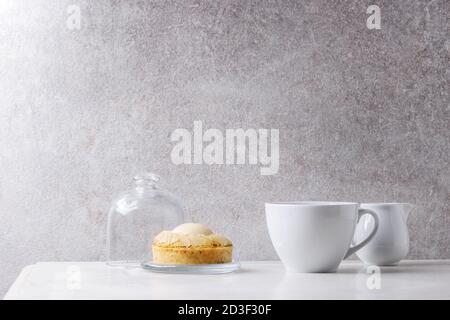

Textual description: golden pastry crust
[152,245,232,264]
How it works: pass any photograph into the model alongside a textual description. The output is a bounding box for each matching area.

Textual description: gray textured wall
[0,0,449,296]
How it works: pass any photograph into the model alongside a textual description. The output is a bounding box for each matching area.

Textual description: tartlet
[152,223,233,264]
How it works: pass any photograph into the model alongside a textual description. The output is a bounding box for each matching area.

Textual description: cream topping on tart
[153,223,232,248]
[172,223,213,236]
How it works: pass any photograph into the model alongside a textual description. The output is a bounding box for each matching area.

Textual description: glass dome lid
[106,173,184,266]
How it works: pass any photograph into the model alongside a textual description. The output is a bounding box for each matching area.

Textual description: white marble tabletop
[4,260,450,300]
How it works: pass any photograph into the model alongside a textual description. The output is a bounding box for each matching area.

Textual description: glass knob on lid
[134,172,160,187]
[106,173,184,266]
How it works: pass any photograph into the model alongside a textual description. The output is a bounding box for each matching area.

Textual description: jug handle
[344,208,379,259]
[402,203,414,221]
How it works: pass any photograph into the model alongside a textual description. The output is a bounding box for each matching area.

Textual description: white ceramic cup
[265,201,379,273]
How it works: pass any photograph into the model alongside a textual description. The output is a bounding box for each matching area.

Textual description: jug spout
[402,203,414,222]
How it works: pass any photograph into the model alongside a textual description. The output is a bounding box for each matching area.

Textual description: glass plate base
[141,261,240,274]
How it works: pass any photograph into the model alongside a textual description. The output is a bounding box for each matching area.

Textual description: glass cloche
[106,173,184,266]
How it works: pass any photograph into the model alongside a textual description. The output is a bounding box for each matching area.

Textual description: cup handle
[343,208,379,259]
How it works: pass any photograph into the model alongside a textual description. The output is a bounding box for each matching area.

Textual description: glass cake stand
[106,172,240,274]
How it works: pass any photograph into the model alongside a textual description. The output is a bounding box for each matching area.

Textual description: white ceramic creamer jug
[354,203,414,266]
